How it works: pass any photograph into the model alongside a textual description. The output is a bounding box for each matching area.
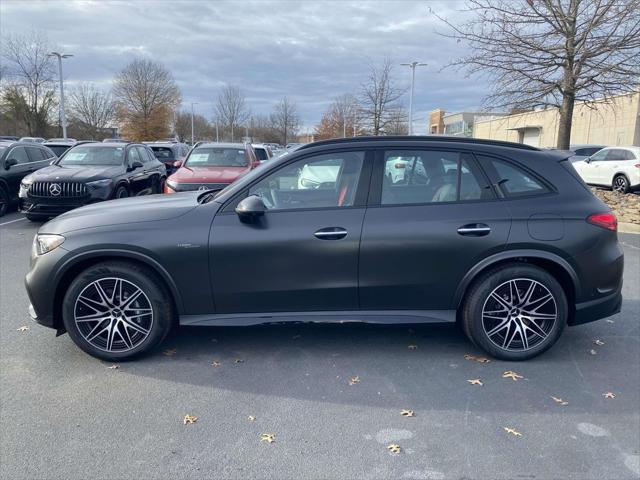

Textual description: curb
[619,222,640,234]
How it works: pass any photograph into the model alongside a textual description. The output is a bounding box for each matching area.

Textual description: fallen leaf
[603,392,616,399]
[387,444,401,454]
[503,427,522,437]
[163,349,177,356]
[475,357,491,363]
[234,358,244,364]
[502,371,523,381]
[589,349,598,355]
[183,415,197,425]
[606,319,614,324]
[348,376,360,386]
[211,361,221,368]
[260,433,275,443]
[467,378,483,386]
[16,326,29,332]
[464,354,477,361]
[248,415,256,421]
[407,344,417,350]
[107,365,120,370]
[551,396,569,406]
[400,409,414,417]
[593,339,605,346]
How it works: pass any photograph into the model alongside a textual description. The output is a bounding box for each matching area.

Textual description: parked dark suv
[19,142,166,221]
[0,142,56,217]
[24,137,623,362]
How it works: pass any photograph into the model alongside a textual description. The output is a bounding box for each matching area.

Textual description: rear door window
[477,155,549,197]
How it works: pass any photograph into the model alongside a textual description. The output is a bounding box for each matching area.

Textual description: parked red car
[164,143,259,193]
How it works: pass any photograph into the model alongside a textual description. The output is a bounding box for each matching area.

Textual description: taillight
[634,163,640,168]
[587,212,617,231]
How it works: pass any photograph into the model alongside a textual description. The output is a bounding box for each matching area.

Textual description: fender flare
[453,249,580,308]
[54,248,184,313]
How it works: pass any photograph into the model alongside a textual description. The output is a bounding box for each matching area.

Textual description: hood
[29,164,124,182]
[40,192,201,234]
[169,165,249,184]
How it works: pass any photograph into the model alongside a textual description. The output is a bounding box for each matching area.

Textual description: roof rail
[296,135,540,152]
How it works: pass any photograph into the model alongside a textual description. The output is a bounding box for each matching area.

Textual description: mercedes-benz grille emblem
[49,183,62,196]
[198,186,208,191]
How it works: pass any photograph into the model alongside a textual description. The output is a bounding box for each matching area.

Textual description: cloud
[1,0,485,132]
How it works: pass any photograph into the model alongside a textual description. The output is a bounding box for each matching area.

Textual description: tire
[612,175,629,194]
[461,263,567,361]
[62,261,174,361]
[114,185,129,199]
[0,187,8,217]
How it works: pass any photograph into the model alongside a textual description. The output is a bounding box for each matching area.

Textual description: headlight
[165,179,178,190]
[33,234,65,256]
[86,179,112,188]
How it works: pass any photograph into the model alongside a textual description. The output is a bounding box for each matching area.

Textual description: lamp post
[400,61,427,135]
[190,102,198,145]
[48,52,73,139]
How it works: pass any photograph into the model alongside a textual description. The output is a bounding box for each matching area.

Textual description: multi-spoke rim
[613,176,627,192]
[481,278,557,352]
[74,277,153,353]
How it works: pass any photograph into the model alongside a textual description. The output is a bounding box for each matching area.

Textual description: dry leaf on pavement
[16,326,29,332]
[589,349,598,355]
[163,349,177,356]
[467,379,483,386]
[348,376,360,385]
[475,357,490,363]
[503,427,522,437]
[400,409,414,417]
[551,396,569,406]
[407,344,417,350]
[234,358,244,364]
[593,339,605,346]
[502,371,523,381]
[183,415,197,425]
[387,444,401,453]
[107,365,120,370]
[211,361,221,367]
[248,416,256,421]
[260,433,275,443]
[603,392,616,399]
[464,354,477,361]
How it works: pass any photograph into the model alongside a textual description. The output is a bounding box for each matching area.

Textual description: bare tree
[67,83,116,139]
[314,94,363,140]
[270,96,300,145]
[359,57,406,135]
[1,31,57,136]
[385,107,409,135]
[112,58,181,140]
[435,0,640,149]
[215,85,249,142]
[173,110,213,142]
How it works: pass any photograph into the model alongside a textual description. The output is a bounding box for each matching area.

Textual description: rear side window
[26,146,47,161]
[380,150,492,205]
[255,148,268,161]
[151,147,175,160]
[477,156,549,197]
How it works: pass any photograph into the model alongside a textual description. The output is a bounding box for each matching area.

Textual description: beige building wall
[473,91,640,147]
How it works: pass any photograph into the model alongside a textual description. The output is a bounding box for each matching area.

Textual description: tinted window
[478,156,548,197]
[45,145,71,157]
[381,150,489,205]
[589,149,609,162]
[574,147,602,157]
[186,147,247,167]
[254,147,268,161]
[135,146,151,163]
[26,146,47,162]
[248,151,364,210]
[59,146,125,166]
[151,147,175,160]
[7,146,30,164]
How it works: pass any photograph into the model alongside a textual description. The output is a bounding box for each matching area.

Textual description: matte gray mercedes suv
[24,137,623,362]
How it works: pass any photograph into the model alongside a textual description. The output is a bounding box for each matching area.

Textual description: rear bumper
[570,287,622,326]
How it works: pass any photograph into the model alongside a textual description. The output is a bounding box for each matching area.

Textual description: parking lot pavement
[1,212,638,480]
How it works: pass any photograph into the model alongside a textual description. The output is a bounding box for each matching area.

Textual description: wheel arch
[454,250,578,322]
[52,250,183,330]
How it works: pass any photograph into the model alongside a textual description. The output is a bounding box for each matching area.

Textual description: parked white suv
[572,146,640,193]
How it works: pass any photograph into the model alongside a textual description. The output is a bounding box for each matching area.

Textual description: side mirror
[173,160,183,168]
[5,158,18,169]
[129,160,144,170]
[235,195,266,221]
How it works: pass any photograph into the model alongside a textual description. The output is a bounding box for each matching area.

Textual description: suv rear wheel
[613,174,629,193]
[462,264,567,361]
[62,261,174,361]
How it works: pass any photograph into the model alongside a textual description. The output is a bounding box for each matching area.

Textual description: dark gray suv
[24,137,623,362]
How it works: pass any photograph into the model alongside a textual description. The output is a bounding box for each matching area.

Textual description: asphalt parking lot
[1,210,639,480]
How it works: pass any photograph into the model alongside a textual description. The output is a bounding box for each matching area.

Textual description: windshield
[59,146,125,166]
[186,147,247,167]
[151,146,176,160]
[46,145,71,157]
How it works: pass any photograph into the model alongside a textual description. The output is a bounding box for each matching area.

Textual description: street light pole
[400,61,427,135]
[190,102,198,145]
[48,52,73,139]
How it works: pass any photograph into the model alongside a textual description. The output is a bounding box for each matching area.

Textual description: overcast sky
[1,0,489,132]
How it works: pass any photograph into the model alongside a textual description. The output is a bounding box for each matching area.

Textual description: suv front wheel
[62,261,174,361]
[462,264,567,361]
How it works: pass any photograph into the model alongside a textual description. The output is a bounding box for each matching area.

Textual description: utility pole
[48,52,73,139]
[400,61,427,135]
[190,102,198,145]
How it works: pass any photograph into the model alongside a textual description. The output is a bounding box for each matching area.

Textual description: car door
[359,148,511,311]
[3,146,33,198]
[601,149,629,185]
[136,146,158,194]
[126,146,147,195]
[209,149,371,314]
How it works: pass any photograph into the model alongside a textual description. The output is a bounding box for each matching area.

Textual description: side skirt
[179,310,457,327]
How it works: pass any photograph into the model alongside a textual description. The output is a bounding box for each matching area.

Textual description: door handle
[457,223,491,237]
[314,227,347,240]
